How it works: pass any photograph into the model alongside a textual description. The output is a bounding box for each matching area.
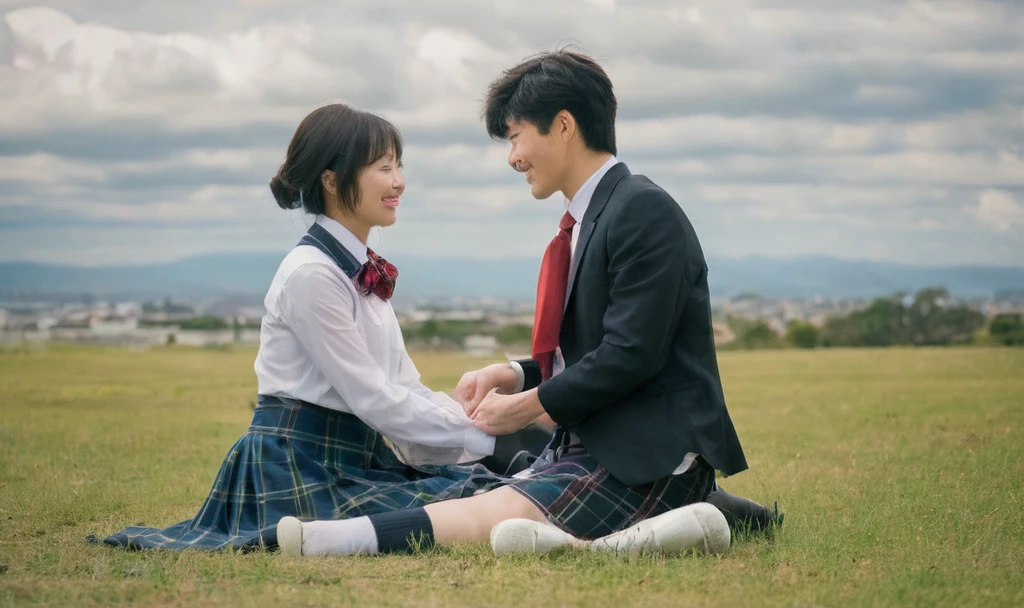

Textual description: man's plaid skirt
[507,445,717,540]
[102,396,506,551]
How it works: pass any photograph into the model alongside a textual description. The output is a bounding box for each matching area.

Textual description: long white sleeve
[390,320,490,464]
[277,260,495,457]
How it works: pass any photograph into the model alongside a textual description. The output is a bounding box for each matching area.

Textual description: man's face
[505,118,565,200]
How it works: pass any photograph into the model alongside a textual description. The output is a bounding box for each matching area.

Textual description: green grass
[1,344,1022,607]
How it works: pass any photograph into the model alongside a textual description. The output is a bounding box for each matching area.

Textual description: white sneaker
[277,516,304,556]
[490,519,589,555]
[589,502,731,556]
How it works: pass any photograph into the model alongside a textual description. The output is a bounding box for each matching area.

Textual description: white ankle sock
[300,517,379,556]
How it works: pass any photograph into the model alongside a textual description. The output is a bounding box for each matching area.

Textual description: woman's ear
[321,170,337,197]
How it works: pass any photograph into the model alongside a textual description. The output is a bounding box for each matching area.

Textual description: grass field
[0,344,1022,607]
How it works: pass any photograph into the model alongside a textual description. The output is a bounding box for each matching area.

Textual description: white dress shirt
[514,157,698,475]
[552,155,619,376]
[254,215,495,466]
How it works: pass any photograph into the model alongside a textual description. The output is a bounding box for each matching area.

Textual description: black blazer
[519,163,748,487]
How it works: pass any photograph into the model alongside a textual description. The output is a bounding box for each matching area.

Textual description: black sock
[367,507,435,554]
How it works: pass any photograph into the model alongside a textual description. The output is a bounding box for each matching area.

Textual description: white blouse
[254,215,495,465]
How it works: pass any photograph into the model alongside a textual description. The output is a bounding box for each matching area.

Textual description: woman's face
[351,150,405,230]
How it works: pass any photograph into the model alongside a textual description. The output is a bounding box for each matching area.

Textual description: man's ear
[556,110,576,142]
[321,170,337,197]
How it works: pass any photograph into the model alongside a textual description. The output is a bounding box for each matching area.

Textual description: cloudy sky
[1,0,1022,267]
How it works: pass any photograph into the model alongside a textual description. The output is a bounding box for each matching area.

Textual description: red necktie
[532,211,577,380]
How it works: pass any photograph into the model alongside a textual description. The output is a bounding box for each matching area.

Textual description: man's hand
[470,388,546,436]
[535,412,557,430]
[452,363,518,416]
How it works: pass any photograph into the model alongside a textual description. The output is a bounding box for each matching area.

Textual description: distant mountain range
[1,253,1022,302]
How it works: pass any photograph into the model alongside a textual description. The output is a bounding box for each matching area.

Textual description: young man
[278,50,770,558]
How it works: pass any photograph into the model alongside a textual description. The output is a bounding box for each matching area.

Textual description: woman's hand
[470,388,546,436]
[452,363,517,417]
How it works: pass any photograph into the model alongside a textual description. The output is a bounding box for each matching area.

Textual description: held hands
[452,363,517,416]
[470,388,546,436]
[451,363,546,436]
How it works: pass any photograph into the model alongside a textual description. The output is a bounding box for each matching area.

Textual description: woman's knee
[474,486,546,525]
[425,486,546,544]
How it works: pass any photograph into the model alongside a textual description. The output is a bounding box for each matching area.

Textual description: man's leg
[704,482,784,534]
[490,502,731,556]
[489,453,730,556]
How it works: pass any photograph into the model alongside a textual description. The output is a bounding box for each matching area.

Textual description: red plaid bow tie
[355,249,399,301]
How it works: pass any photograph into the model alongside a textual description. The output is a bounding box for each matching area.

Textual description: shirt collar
[315,215,369,265]
[566,156,618,224]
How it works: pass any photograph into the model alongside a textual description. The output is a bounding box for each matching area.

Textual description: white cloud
[0,1,1022,267]
[409,27,502,91]
[583,0,615,11]
[1,7,368,132]
[974,189,1024,233]
[0,152,107,183]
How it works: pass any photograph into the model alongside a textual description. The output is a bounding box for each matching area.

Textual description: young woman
[103,104,512,551]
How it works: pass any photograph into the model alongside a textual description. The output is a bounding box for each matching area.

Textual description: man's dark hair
[484,49,617,155]
[270,103,403,214]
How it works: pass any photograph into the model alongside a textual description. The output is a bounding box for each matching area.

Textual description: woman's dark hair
[270,103,403,214]
[484,49,617,155]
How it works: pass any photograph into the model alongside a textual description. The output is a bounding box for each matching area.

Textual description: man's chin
[530,184,557,200]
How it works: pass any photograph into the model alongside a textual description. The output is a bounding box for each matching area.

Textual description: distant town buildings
[1,291,1021,352]
[463,335,499,357]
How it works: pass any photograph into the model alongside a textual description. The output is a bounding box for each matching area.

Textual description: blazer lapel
[564,162,630,312]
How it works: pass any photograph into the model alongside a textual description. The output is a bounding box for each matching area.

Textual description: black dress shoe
[704,482,784,534]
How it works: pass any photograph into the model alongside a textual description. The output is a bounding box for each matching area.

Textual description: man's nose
[508,149,523,172]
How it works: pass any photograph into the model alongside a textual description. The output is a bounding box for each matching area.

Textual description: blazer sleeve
[537,189,696,426]
[514,358,543,392]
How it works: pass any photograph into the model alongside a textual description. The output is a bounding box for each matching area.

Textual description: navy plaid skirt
[505,446,716,540]
[102,396,505,551]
